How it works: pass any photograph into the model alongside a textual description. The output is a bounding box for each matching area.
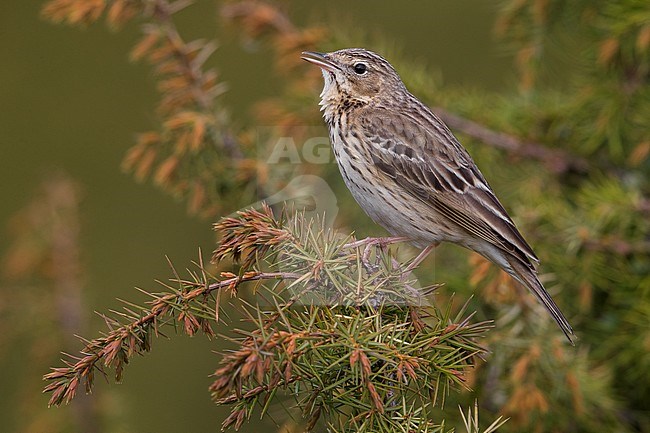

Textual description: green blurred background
[0,1,512,432]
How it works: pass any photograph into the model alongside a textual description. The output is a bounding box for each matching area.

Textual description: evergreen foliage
[3,0,646,431]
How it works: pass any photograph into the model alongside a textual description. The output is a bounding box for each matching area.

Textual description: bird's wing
[358,106,539,265]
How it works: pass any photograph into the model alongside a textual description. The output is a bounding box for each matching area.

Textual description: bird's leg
[342,236,427,305]
[375,236,409,248]
[371,237,408,268]
[404,243,439,273]
[362,243,376,271]
[387,244,435,306]
[343,236,408,274]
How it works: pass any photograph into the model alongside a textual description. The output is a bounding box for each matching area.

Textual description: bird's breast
[326,119,442,246]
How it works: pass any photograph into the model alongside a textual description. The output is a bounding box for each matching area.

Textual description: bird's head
[301,48,406,106]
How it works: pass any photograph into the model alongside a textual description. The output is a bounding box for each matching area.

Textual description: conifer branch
[36,1,650,431]
[42,0,244,217]
[43,205,491,431]
[2,173,102,431]
[42,268,299,407]
[432,107,590,175]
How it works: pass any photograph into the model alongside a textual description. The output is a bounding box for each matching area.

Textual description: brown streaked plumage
[301,48,574,343]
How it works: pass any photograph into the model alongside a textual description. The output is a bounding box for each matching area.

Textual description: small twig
[43,270,302,406]
[47,177,101,433]
[582,237,650,256]
[148,0,243,159]
[433,107,589,174]
[149,0,212,112]
[139,271,303,329]
[215,376,301,405]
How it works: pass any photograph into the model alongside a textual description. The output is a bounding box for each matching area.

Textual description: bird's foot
[344,236,408,250]
[344,236,408,275]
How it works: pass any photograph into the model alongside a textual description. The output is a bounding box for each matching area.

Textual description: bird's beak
[301,51,340,73]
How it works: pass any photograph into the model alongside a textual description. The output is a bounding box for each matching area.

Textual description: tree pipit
[302,48,574,343]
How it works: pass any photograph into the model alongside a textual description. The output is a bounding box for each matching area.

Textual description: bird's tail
[506,256,575,345]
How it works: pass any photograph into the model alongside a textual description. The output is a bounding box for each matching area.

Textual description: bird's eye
[353,63,367,75]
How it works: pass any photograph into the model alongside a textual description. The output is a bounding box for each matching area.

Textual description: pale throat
[318,71,368,124]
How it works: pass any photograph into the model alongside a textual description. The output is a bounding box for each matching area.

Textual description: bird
[301,48,574,343]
